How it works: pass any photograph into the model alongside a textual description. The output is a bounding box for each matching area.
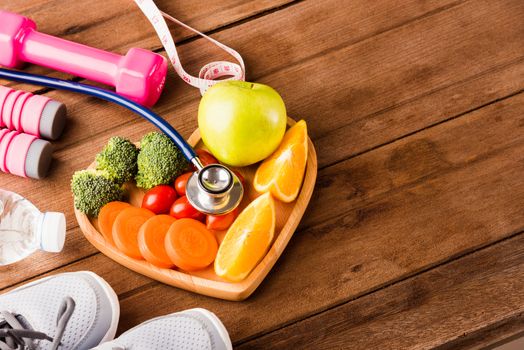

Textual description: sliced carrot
[138,215,176,268]
[113,207,155,259]
[165,218,218,271]
[98,201,131,245]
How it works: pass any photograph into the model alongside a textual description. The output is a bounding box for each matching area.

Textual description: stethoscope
[0,68,243,216]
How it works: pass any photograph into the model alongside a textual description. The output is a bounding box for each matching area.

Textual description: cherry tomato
[206,208,239,231]
[170,196,205,221]
[142,185,177,214]
[196,149,219,166]
[174,172,192,196]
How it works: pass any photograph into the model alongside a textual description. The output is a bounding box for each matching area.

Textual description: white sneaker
[0,271,119,350]
[95,308,232,350]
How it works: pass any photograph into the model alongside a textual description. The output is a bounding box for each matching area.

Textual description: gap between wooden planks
[1,0,469,152]
[4,0,521,205]
[3,0,523,165]
[4,92,524,344]
[3,0,522,172]
[236,232,524,349]
[0,0,520,344]
[0,0,470,280]
[0,0,297,92]
[115,92,524,341]
[1,0,523,287]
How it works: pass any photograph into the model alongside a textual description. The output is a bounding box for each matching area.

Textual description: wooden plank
[3,79,523,294]
[1,0,467,147]
[0,0,521,301]
[3,0,522,206]
[4,0,523,166]
[1,0,294,91]
[4,0,521,171]
[301,91,524,228]
[16,92,521,342]
[236,233,524,349]
[0,253,154,298]
[316,59,524,168]
[0,0,515,339]
[260,0,524,146]
[435,317,524,350]
[110,95,524,342]
[2,0,294,50]
[0,0,474,282]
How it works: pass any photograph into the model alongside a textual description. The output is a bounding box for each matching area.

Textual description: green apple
[198,81,287,167]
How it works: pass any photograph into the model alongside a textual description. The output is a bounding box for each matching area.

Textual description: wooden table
[2,1,523,348]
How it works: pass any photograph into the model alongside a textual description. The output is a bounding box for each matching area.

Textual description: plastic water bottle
[0,189,65,265]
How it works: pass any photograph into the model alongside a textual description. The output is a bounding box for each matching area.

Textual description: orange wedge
[214,192,275,282]
[254,120,308,202]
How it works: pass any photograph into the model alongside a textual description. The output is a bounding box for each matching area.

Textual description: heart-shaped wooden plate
[76,118,317,301]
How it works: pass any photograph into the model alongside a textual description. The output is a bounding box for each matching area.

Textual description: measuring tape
[134,0,246,95]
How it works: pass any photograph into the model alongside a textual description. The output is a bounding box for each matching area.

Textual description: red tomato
[170,196,205,221]
[196,149,219,166]
[174,172,192,196]
[141,185,177,214]
[206,208,239,231]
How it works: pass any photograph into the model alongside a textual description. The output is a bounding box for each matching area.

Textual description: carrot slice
[98,201,131,245]
[138,215,176,268]
[113,207,155,259]
[165,218,218,271]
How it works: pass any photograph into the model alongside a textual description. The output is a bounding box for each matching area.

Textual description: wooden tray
[75,119,317,301]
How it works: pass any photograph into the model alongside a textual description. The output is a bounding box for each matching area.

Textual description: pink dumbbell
[0,85,66,140]
[0,129,53,179]
[0,10,168,107]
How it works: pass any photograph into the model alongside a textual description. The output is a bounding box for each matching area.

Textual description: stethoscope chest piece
[186,164,244,215]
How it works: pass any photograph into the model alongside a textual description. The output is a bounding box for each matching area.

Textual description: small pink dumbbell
[0,10,168,107]
[0,86,66,140]
[0,129,53,179]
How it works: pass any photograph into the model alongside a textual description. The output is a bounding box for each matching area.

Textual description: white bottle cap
[39,212,66,253]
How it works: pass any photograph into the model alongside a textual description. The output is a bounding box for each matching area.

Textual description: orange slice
[254,120,308,202]
[214,192,275,282]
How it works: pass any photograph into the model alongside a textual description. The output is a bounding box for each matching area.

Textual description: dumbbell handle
[1,10,167,106]
[18,26,122,86]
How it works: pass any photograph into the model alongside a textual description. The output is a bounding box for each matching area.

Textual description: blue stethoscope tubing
[0,68,197,161]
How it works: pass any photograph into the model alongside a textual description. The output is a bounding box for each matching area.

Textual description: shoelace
[0,297,75,350]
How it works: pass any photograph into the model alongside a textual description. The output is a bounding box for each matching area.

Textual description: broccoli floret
[135,132,188,190]
[95,136,138,184]
[71,169,124,217]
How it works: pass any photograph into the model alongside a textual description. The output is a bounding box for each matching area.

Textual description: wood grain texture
[1,0,294,91]
[237,233,524,349]
[3,0,522,186]
[435,317,524,350]
[0,0,522,347]
[22,92,520,341]
[0,0,483,287]
[2,0,469,155]
[111,94,524,342]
